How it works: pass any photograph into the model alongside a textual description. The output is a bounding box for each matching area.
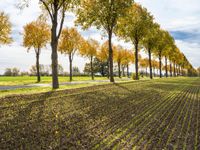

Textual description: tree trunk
[107,60,109,79]
[69,54,73,82]
[159,53,162,78]
[90,56,94,80]
[173,62,176,77]
[36,52,40,82]
[127,64,129,78]
[118,61,121,78]
[181,67,184,76]
[177,65,179,76]
[134,41,139,80]
[165,56,168,78]
[101,63,105,77]
[51,11,59,89]
[170,62,172,77]
[108,30,114,82]
[148,49,153,79]
[122,65,125,77]
[146,67,148,77]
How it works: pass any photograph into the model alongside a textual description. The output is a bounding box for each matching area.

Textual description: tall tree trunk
[165,56,168,78]
[170,62,172,77]
[36,52,40,82]
[134,41,139,80]
[153,67,156,77]
[69,54,73,82]
[146,67,148,77]
[122,65,125,77]
[108,30,114,82]
[181,67,184,76]
[177,65,179,76]
[159,53,162,78]
[148,49,153,79]
[90,56,94,80]
[173,62,176,77]
[101,63,104,77]
[127,64,129,78]
[51,10,59,89]
[118,61,121,78]
[107,60,109,79]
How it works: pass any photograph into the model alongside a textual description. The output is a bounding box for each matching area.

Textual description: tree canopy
[0,11,12,44]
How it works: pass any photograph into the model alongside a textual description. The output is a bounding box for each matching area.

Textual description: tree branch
[40,0,53,21]
[57,4,65,40]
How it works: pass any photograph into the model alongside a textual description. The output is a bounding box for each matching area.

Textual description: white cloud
[0,0,199,74]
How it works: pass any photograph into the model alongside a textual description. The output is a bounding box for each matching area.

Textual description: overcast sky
[0,0,199,74]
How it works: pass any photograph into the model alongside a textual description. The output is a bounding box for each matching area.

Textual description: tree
[79,39,99,80]
[21,0,80,88]
[58,27,82,81]
[197,67,200,77]
[162,32,175,78]
[121,49,134,78]
[143,23,160,79]
[58,64,64,76]
[4,68,12,76]
[0,11,12,44]
[84,58,107,76]
[4,68,20,76]
[30,64,51,76]
[169,46,180,77]
[113,45,124,78]
[76,0,133,82]
[152,29,169,78]
[116,3,153,80]
[97,41,110,78]
[23,16,50,82]
[139,58,149,77]
[152,59,159,77]
[72,66,80,76]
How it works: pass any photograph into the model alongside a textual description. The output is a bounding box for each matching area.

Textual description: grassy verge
[0,82,111,98]
[0,76,109,86]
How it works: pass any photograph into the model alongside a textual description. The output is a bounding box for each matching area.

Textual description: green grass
[0,82,111,98]
[0,76,109,86]
[0,77,199,149]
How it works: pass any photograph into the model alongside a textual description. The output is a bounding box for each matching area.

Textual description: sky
[0,0,199,74]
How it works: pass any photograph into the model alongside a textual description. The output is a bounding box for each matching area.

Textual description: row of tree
[0,0,198,89]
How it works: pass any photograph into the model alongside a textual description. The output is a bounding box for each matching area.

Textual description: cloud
[136,0,200,68]
[0,0,199,75]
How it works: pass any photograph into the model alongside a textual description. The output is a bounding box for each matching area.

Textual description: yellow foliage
[23,17,50,51]
[121,50,134,65]
[58,27,82,55]
[0,11,12,44]
[113,45,124,63]
[97,41,109,62]
[79,38,99,58]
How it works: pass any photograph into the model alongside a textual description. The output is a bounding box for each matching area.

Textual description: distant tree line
[3,64,82,77]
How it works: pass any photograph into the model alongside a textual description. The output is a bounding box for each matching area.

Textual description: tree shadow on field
[0,92,54,149]
[0,83,164,149]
